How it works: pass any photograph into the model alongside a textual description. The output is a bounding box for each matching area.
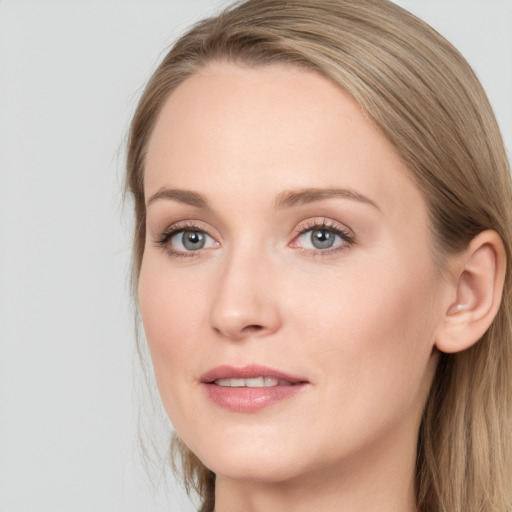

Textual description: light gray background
[0,1,511,511]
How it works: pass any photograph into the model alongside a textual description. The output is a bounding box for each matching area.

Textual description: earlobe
[435,230,506,354]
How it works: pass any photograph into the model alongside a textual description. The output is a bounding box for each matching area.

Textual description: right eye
[154,223,220,258]
[170,230,218,252]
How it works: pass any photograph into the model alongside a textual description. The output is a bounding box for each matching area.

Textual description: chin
[208,456,305,484]
[185,431,310,483]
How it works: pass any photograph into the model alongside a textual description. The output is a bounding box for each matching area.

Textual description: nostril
[212,323,264,338]
[241,324,264,334]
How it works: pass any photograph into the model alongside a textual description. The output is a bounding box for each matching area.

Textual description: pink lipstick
[200,364,308,412]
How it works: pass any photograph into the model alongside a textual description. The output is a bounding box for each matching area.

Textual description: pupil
[183,231,205,250]
[311,229,335,249]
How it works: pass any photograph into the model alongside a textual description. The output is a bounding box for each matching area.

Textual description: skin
[139,61,456,512]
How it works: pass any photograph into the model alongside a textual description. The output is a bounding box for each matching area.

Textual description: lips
[201,364,305,384]
[200,365,308,412]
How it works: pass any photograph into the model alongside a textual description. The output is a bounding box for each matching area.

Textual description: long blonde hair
[126,1,512,511]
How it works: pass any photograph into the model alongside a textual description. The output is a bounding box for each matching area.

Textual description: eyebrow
[274,188,380,211]
[145,186,379,211]
[146,188,210,209]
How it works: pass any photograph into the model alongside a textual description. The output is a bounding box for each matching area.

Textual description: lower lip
[203,383,306,412]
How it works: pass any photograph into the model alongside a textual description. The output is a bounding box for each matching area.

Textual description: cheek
[138,258,208,416]
[293,253,440,423]
[139,254,208,345]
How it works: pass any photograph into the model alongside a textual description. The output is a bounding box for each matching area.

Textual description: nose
[209,248,282,340]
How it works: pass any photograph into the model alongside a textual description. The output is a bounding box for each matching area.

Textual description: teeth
[214,377,283,387]
[246,377,265,387]
[264,377,279,387]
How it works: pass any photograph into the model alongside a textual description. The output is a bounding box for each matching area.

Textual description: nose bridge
[209,240,281,340]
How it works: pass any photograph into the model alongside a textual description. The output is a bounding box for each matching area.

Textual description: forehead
[144,61,425,220]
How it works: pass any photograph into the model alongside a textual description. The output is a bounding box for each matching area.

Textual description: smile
[214,377,293,387]
[201,365,308,412]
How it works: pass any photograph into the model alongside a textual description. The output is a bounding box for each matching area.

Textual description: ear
[435,230,506,354]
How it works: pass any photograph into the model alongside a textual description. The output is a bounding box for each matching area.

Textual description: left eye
[171,230,217,252]
[296,228,345,250]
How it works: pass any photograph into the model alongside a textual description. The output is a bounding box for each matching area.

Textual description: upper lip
[200,364,307,384]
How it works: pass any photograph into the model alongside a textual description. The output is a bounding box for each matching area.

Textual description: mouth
[213,377,294,387]
[200,365,308,412]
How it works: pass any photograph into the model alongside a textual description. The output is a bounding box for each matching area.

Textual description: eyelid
[293,217,354,238]
[154,219,218,239]
[295,217,355,236]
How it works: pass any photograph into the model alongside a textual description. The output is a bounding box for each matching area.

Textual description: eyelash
[293,219,355,256]
[153,219,355,258]
[154,221,211,259]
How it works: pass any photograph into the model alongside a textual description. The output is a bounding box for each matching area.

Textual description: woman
[126,0,512,510]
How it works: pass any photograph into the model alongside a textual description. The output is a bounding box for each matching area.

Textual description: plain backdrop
[0,1,511,511]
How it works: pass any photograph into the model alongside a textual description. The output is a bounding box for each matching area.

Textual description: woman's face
[139,62,447,484]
